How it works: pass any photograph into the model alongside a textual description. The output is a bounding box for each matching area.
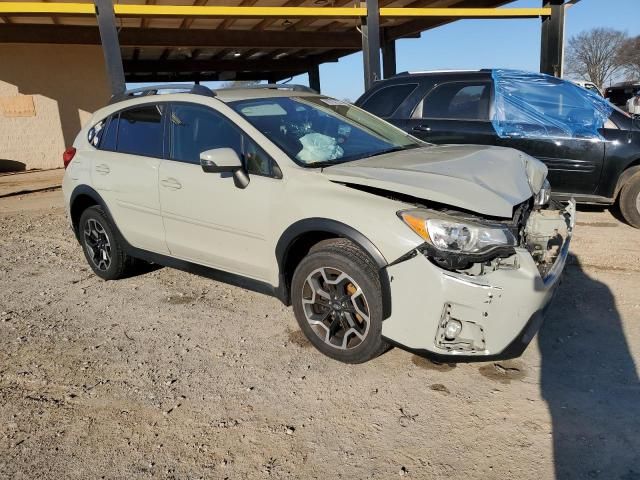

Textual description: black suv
[356,70,640,228]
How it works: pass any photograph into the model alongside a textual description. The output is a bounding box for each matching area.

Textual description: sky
[131,0,639,101]
[297,0,639,101]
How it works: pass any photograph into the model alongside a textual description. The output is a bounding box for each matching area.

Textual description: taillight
[63,147,76,169]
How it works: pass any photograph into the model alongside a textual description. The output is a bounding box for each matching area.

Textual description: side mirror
[200,148,249,189]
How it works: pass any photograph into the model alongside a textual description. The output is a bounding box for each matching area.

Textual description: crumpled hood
[322,145,547,218]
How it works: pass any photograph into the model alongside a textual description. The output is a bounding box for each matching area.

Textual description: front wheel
[291,239,389,363]
[619,171,640,229]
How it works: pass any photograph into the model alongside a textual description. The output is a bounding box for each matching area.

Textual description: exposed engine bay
[339,182,574,279]
[432,199,574,278]
[523,200,574,277]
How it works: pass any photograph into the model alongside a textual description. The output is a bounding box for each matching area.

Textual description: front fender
[275,218,392,318]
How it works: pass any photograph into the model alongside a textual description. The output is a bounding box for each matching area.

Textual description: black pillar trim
[540,0,565,77]
[94,0,126,96]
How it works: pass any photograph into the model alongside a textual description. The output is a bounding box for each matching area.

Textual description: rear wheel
[79,206,132,280]
[619,171,640,229]
[291,239,389,363]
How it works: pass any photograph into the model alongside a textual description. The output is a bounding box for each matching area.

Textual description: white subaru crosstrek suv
[62,84,574,364]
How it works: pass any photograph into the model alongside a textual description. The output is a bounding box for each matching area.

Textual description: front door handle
[160,178,182,190]
[95,163,110,175]
[412,125,431,133]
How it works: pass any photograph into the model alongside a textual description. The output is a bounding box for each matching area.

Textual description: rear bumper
[381,201,575,360]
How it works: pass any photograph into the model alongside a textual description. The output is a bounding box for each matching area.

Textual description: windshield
[229,96,422,167]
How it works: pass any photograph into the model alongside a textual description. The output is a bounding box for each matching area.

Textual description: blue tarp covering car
[491,69,613,141]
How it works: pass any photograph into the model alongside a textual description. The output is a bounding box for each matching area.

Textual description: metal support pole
[362,0,381,90]
[540,0,565,77]
[94,0,126,96]
[308,64,321,93]
[382,37,396,78]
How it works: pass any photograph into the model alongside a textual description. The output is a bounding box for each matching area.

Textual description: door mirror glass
[200,148,243,173]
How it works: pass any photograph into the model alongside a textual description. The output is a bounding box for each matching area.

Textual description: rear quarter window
[359,83,418,117]
[88,118,107,147]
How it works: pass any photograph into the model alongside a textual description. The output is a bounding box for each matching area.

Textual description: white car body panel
[91,150,167,254]
[322,145,542,218]
[158,159,275,281]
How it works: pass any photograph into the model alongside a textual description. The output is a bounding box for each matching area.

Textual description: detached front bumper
[381,200,575,361]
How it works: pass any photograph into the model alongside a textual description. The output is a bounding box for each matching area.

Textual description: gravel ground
[1,190,639,479]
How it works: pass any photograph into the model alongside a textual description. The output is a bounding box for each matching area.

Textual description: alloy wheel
[83,218,112,271]
[301,267,370,350]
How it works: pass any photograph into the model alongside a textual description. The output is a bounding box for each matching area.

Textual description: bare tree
[617,36,640,80]
[565,28,627,89]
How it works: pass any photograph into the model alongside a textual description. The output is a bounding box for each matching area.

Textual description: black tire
[291,238,389,363]
[619,171,640,229]
[78,206,132,280]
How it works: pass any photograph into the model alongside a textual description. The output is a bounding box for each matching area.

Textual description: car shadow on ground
[539,254,640,479]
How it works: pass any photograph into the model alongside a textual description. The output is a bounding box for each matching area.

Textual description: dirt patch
[567,263,639,274]
[1,191,640,479]
[429,383,450,394]
[478,361,526,384]
[411,355,457,372]
[287,328,311,348]
[164,294,198,305]
[575,221,619,228]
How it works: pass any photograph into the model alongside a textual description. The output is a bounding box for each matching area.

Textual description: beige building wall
[0,44,110,172]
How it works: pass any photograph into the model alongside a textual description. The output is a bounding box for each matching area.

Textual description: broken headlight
[398,209,517,269]
[534,179,552,207]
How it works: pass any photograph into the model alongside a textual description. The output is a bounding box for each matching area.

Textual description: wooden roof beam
[0,24,363,49]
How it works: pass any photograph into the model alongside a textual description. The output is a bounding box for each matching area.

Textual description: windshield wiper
[307,160,341,168]
[351,145,420,160]
[308,145,420,168]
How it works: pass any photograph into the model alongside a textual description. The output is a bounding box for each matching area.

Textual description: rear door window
[359,83,418,117]
[418,82,491,120]
[116,104,165,158]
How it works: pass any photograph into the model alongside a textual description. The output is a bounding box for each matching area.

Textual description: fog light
[444,319,462,340]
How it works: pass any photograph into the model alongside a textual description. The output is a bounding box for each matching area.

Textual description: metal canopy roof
[0,1,548,83]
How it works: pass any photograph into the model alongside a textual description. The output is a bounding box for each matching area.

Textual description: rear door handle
[160,178,182,190]
[95,163,110,175]
[412,125,431,133]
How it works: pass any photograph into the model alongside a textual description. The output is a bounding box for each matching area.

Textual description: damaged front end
[523,199,575,280]
[397,196,575,281]
[381,196,575,359]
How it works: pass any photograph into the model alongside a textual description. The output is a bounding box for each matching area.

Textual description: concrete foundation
[0,45,110,172]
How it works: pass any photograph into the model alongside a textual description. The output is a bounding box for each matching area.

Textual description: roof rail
[221,83,317,94]
[109,84,216,104]
[392,69,489,78]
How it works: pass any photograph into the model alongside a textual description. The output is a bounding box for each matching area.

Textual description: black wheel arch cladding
[275,218,392,319]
